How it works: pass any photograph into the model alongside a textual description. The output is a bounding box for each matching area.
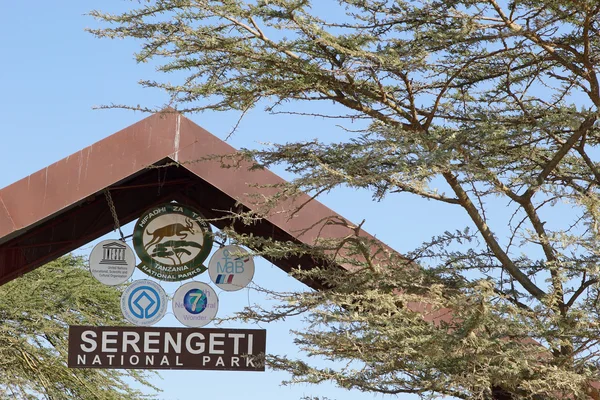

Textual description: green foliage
[0,255,159,399]
[91,1,600,399]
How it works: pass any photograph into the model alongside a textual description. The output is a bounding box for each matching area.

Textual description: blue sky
[0,2,471,399]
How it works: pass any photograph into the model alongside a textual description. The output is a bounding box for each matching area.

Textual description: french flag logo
[216,274,234,284]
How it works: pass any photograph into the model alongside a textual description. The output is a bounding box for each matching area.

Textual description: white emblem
[208,245,255,291]
[172,282,219,328]
[89,239,136,285]
[121,280,168,326]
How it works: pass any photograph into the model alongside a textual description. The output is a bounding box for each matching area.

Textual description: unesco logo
[121,280,167,326]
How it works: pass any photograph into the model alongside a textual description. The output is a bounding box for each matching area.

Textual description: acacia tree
[92,1,600,399]
[0,255,158,399]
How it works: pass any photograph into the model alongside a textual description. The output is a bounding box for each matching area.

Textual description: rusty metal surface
[0,112,179,243]
[0,111,386,288]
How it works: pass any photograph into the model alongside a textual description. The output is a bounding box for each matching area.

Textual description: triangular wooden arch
[2,110,581,399]
[0,110,381,288]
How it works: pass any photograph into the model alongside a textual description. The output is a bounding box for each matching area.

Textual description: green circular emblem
[133,203,213,281]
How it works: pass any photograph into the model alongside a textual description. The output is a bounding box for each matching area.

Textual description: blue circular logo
[128,285,162,319]
[183,288,207,314]
[121,280,167,326]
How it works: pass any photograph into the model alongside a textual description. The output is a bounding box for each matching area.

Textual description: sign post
[89,240,136,285]
[78,202,265,373]
[208,245,255,291]
[133,203,213,281]
[68,326,266,371]
[120,280,168,326]
[172,281,219,327]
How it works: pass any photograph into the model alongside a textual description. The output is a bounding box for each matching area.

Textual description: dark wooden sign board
[68,326,266,371]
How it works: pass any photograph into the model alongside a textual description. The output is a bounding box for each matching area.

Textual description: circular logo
[133,203,213,281]
[183,289,207,314]
[172,282,218,328]
[121,280,167,326]
[208,245,255,291]
[89,239,136,285]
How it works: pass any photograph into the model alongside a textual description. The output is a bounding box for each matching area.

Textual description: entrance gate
[0,110,512,399]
